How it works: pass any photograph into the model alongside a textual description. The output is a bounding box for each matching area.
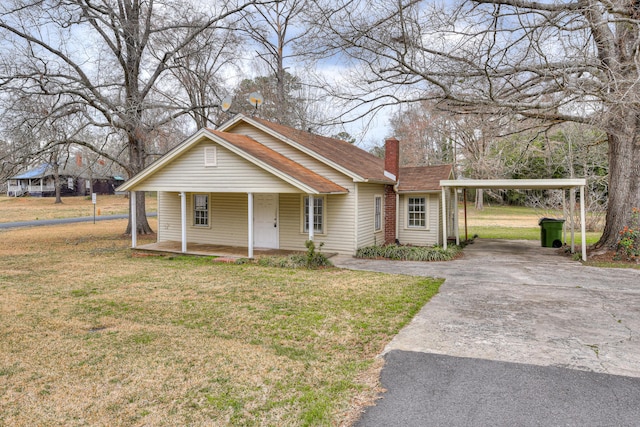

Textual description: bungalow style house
[118,114,456,256]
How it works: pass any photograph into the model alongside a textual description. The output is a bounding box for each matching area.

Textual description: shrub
[250,241,333,269]
[303,240,332,268]
[615,207,640,261]
[356,244,462,261]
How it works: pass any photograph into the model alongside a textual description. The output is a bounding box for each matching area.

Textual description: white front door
[254,194,279,248]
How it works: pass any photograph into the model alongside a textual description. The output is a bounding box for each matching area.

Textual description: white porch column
[131,191,137,248]
[580,185,587,261]
[441,187,448,250]
[248,192,254,258]
[180,191,187,253]
[308,194,314,241]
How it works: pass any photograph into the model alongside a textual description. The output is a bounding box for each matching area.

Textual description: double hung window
[374,196,382,231]
[407,197,426,228]
[194,194,209,226]
[303,196,324,234]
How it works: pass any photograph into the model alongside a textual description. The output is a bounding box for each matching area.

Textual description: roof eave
[398,189,442,194]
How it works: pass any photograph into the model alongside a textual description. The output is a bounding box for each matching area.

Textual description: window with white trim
[204,146,217,166]
[303,196,325,234]
[374,195,383,231]
[407,197,426,228]
[193,194,209,226]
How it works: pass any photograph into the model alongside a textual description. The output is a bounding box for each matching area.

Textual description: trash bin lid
[538,217,566,225]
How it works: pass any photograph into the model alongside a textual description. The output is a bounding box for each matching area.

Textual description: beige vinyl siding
[229,123,355,190]
[157,191,182,242]
[133,140,299,193]
[195,193,248,246]
[397,193,440,246]
[356,183,386,248]
[156,192,248,246]
[278,193,355,255]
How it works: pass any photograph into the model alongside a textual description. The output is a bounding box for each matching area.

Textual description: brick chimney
[384,137,399,180]
[384,137,399,245]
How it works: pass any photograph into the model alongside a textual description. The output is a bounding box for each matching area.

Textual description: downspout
[394,182,400,244]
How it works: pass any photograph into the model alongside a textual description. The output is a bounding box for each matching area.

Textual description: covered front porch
[134,241,303,258]
[129,190,329,258]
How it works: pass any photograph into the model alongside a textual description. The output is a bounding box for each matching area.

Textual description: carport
[440,179,588,261]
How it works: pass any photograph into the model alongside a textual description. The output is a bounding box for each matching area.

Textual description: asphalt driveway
[333,240,640,425]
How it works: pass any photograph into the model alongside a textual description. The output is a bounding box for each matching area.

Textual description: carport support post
[454,188,460,245]
[442,187,448,250]
[180,192,187,253]
[248,192,254,258]
[131,191,137,248]
[580,185,587,261]
[570,188,576,253]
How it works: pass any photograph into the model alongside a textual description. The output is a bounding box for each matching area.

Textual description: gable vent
[204,146,217,167]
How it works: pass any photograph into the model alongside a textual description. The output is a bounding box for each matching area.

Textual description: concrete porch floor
[134,241,303,258]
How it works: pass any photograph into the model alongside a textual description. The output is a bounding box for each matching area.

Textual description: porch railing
[6,184,55,196]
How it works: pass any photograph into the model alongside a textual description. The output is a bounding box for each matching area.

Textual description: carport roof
[440,178,586,190]
[438,178,588,261]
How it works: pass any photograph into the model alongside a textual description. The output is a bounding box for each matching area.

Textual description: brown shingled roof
[248,117,393,183]
[397,165,453,192]
[211,130,348,194]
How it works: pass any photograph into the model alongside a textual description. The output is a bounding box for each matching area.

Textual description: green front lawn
[0,220,441,426]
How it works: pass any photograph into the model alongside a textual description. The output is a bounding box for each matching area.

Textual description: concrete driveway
[333,239,640,377]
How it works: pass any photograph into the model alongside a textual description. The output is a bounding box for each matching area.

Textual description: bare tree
[0,0,264,234]
[240,0,310,124]
[389,101,455,166]
[170,25,244,129]
[314,0,640,249]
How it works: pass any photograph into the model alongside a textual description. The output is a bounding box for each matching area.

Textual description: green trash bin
[538,218,565,248]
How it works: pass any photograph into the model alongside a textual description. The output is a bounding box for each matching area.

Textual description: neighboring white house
[117,114,455,256]
[7,159,124,197]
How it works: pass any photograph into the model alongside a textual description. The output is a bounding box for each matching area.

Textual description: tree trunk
[475,188,484,210]
[596,121,640,249]
[53,166,62,204]
[125,130,154,235]
[125,190,153,235]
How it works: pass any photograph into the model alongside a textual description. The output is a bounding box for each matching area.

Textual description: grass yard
[0,219,441,426]
[461,204,602,245]
[0,194,157,223]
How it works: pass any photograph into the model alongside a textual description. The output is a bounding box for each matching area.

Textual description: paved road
[333,240,640,426]
[355,351,640,427]
[0,213,156,229]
